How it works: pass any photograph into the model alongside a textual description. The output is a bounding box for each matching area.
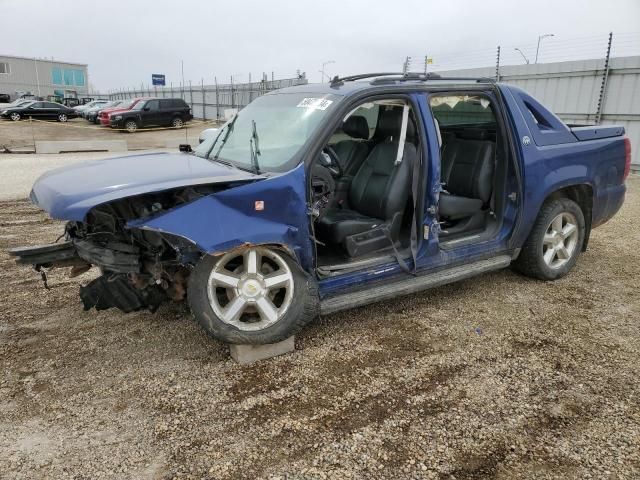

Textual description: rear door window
[146,100,160,111]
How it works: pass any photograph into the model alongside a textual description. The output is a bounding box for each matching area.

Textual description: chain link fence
[105,76,308,121]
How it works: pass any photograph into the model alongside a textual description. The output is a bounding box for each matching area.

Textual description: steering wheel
[310,162,336,220]
[320,145,344,178]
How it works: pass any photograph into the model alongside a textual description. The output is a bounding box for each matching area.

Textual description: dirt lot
[0,179,639,480]
[0,118,215,151]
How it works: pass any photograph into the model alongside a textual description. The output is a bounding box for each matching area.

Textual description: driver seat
[316,107,417,254]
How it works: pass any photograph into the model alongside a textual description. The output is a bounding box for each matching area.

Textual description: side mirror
[179,144,192,153]
[143,107,150,111]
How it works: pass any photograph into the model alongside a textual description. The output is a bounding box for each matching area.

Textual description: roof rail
[330,72,496,86]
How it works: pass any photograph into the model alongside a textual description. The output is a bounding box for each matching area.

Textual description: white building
[0,54,89,101]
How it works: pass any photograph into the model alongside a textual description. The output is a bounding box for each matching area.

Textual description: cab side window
[146,100,160,111]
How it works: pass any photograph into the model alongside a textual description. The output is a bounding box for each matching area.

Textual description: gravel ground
[0,178,638,479]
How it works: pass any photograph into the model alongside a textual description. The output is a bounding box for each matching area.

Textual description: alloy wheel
[172,118,183,128]
[206,247,295,331]
[10,112,20,121]
[58,113,68,122]
[125,120,137,133]
[542,212,579,269]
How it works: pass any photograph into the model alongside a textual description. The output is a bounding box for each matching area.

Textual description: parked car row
[0,100,78,122]
[1,96,193,131]
[79,97,193,132]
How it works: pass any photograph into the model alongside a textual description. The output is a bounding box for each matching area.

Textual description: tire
[188,246,319,344]
[10,112,21,121]
[171,116,184,129]
[513,198,585,280]
[58,113,68,122]
[124,119,138,133]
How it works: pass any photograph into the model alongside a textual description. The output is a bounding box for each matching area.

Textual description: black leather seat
[439,129,495,220]
[316,108,417,247]
[333,115,370,176]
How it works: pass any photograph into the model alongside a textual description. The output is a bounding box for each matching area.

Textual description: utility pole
[181,60,185,100]
[320,60,335,83]
[33,57,41,97]
[515,48,530,64]
[535,33,554,63]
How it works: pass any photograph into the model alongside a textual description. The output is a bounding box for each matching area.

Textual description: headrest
[457,129,489,140]
[377,107,416,141]
[342,115,369,140]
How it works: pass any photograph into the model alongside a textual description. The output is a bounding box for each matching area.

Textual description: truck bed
[570,125,625,141]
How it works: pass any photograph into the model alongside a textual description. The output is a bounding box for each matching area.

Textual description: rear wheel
[124,119,138,133]
[514,198,585,280]
[188,246,319,344]
[10,112,21,121]
[171,116,184,128]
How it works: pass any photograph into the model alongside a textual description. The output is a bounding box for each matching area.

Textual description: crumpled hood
[30,152,258,221]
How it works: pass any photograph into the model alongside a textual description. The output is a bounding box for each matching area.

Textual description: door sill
[320,254,511,315]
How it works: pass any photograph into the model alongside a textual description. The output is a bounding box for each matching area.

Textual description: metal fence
[435,55,640,170]
[105,76,308,121]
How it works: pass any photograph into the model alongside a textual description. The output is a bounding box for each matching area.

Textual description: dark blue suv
[110,97,192,132]
[10,73,630,345]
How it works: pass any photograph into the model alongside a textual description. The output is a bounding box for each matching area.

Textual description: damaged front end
[10,185,218,312]
[9,161,312,315]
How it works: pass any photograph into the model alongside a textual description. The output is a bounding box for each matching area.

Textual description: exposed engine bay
[11,185,224,313]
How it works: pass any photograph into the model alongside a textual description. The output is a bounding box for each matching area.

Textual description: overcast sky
[3,0,640,91]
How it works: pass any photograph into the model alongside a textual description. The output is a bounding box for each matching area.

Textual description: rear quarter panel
[500,85,627,247]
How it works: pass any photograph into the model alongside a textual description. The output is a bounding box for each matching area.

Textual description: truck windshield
[195,92,340,173]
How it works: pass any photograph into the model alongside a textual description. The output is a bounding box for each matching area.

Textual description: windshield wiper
[211,114,238,163]
[249,119,261,175]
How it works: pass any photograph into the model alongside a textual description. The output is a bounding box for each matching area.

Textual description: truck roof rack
[330,72,496,86]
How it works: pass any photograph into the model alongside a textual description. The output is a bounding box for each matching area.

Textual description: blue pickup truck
[10,73,631,345]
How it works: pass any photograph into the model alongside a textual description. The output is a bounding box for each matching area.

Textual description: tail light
[623,137,631,181]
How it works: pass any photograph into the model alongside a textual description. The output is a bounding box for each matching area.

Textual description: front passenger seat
[316,108,417,253]
[333,115,370,176]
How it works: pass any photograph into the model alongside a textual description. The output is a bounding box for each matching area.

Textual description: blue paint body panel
[128,164,314,271]
[27,80,628,301]
[30,152,257,221]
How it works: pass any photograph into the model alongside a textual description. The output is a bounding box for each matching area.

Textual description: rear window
[430,95,495,127]
[161,99,187,109]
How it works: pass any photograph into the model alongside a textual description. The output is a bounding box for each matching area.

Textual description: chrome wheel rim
[172,118,183,128]
[10,113,20,121]
[207,247,294,331]
[125,121,137,132]
[58,114,67,122]
[542,212,579,269]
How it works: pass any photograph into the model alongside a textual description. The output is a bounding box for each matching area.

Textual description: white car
[74,100,110,115]
[198,127,219,144]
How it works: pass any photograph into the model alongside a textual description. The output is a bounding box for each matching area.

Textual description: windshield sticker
[297,98,333,110]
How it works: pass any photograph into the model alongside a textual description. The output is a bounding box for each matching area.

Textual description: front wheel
[58,113,68,122]
[513,198,585,280]
[124,119,138,133]
[171,117,184,128]
[188,246,319,344]
[10,112,21,121]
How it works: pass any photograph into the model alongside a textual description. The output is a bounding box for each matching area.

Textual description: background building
[0,54,89,101]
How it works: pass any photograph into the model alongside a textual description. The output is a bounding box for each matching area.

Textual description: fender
[127,163,314,271]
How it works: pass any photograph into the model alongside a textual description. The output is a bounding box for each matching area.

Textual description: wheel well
[545,184,593,251]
